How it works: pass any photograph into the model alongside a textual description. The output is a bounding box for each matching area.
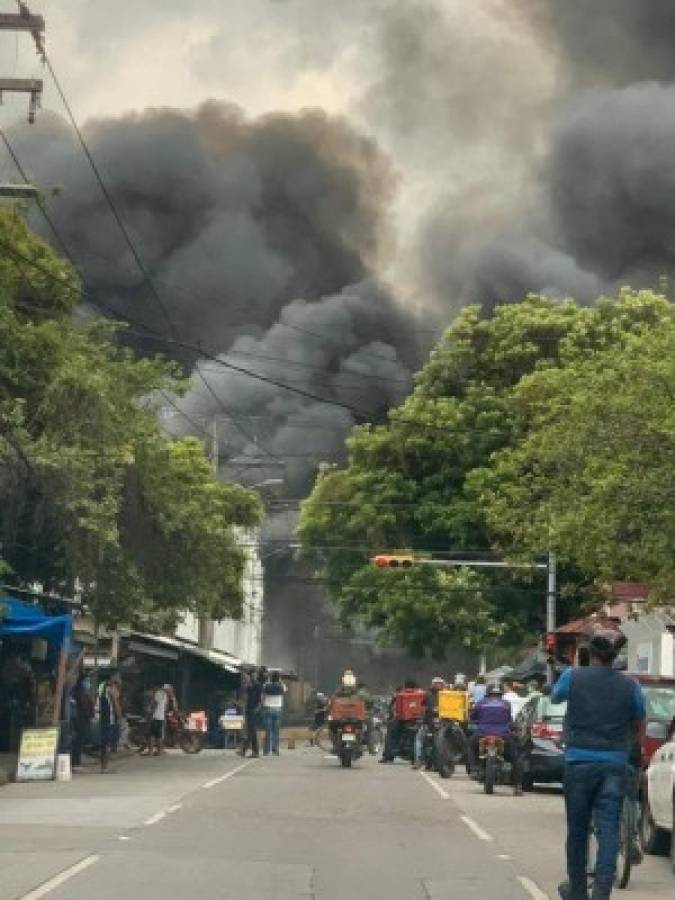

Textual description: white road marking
[202,759,252,789]
[118,835,131,841]
[143,811,166,826]
[323,754,338,760]
[518,876,550,900]
[497,854,512,861]
[167,803,182,813]
[460,814,493,842]
[20,855,100,899]
[419,771,450,800]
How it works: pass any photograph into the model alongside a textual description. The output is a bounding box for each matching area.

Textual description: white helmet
[453,673,467,688]
[341,669,357,689]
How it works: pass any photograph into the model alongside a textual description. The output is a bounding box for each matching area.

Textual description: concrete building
[175,526,264,667]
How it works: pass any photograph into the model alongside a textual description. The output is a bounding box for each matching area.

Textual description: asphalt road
[0,748,672,899]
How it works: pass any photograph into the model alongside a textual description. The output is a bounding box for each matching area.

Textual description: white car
[641,730,675,871]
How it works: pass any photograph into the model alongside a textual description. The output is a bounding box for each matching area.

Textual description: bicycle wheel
[314,724,332,752]
[614,798,633,889]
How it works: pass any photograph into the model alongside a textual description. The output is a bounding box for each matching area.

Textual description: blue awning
[0,595,72,648]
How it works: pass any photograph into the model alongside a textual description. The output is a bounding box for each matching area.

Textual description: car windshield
[642,685,675,721]
[539,698,567,722]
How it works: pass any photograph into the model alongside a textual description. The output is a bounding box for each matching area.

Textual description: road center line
[202,759,252,789]
[419,771,450,800]
[460,814,493,842]
[518,876,550,900]
[144,811,166,826]
[167,803,182,813]
[20,855,100,899]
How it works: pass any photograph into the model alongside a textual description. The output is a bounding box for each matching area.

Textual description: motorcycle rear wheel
[340,751,352,768]
[180,731,204,754]
[484,757,497,795]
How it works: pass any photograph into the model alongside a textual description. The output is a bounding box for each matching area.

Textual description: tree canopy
[0,208,260,627]
[299,290,674,655]
[474,308,675,598]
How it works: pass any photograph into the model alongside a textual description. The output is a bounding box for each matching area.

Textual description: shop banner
[16,726,59,781]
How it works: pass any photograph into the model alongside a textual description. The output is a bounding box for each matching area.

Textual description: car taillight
[531,722,562,740]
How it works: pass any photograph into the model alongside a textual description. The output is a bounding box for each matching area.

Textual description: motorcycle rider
[553,630,645,900]
[413,676,446,769]
[329,670,370,746]
[381,679,419,763]
[468,680,522,793]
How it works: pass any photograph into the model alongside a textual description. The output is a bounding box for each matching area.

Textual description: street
[0,749,671,900]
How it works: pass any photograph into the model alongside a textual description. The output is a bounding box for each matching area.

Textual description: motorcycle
[422,718,466,779]
[333,718,365,768]
[128,710,205,754]
[474,734,512,795]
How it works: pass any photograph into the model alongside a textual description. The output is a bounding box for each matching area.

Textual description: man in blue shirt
[553,631,645,900]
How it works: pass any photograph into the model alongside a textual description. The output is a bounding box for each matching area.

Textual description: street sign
[16,726,59,781]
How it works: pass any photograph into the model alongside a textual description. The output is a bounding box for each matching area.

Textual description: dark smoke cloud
[162,282,415,494]
[6,102,394,347]
[550,84,675,283]
[1,101,419,490]
[417,2,675,308]
[535,1,675,87]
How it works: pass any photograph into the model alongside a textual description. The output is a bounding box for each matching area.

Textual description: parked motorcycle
[128,711,204,754]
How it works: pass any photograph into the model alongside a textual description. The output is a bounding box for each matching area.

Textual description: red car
[635,675,675,767]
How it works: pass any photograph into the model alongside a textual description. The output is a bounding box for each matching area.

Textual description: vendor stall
[0,596,72,752]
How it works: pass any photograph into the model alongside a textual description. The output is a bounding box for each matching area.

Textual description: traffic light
[372,553,415,568]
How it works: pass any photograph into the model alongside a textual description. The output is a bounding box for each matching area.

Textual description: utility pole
[546,551,557,685]
[0,6,45,123]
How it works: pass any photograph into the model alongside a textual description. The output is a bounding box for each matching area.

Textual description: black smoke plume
[3,102,420,490]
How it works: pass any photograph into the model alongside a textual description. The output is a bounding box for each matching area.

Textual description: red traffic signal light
[372,554,415,568]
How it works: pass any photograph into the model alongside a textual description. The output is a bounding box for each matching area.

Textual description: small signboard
[16,726,59,782]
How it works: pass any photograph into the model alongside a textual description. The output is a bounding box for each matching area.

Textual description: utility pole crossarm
[0,13,44,32]
[0,77,43,93]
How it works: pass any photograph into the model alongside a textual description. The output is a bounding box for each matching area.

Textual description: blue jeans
[264,708,281,754]
[564,761,627,892]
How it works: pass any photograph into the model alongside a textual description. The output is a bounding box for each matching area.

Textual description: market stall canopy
[129,632,241,673]
[0,595,72,647]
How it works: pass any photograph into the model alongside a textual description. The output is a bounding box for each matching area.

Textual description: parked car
[516,694,567,790]
[640,727,675,868]
[635,676,675,767]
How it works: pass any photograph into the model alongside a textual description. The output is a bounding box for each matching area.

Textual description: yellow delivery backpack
[438,689,470,723]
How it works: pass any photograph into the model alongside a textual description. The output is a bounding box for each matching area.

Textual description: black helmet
[589,629,626,662]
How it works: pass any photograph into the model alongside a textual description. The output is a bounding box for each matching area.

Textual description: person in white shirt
[148,684,168,755]
[261,671,286,755]
[502,679,525,720]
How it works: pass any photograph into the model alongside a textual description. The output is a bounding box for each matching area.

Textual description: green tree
[474,305,675,597]
[0,208,260,627]
[299,290,674,654]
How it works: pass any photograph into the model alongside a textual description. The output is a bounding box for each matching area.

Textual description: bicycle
[587,783,640,891]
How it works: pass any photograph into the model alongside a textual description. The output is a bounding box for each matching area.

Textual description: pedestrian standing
[98,674,121,772]
[148,684,168,756]
[71,673,94,768]
[240,669,263,758]
[261,670,286,756]
[553,631,645,900]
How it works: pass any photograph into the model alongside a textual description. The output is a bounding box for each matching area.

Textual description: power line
[0,126,75,265]
[40,50,280,462]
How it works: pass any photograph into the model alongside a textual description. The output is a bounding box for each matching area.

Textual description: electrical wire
[40,52,280,461]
